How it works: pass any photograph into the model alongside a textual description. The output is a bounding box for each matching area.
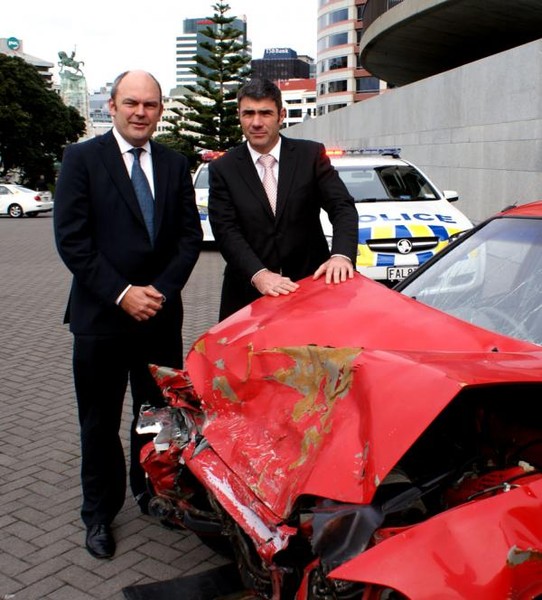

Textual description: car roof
[330,154,409,168]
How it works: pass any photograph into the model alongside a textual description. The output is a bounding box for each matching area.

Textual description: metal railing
[363,0,404,28]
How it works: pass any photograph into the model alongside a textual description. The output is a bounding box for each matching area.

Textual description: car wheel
[27,212,39,218]
[8,204,24,218]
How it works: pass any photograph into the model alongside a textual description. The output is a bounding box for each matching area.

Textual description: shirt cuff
[116,284,132,305]
[331,254,352,263]
[250,268,269,286]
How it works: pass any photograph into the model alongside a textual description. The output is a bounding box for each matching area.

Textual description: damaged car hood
[186,275,542,518]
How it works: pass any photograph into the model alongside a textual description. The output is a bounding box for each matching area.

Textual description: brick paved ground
[0,214,229,600]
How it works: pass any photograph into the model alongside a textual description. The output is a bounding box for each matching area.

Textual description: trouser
[73,330,182,526]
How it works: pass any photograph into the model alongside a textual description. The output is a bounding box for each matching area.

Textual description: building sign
[7,37,21,51]
[264,48,297,59]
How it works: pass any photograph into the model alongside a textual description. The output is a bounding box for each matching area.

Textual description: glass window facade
[357,76,380,92]
[328,79,348,93]
[318,31,349,52]
[318,8,349,29]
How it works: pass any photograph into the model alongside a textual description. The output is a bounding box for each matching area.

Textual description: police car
[322,148,473,284]
[192,151,224,244]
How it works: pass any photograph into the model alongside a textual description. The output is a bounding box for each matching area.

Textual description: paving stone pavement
[0,214,230,600]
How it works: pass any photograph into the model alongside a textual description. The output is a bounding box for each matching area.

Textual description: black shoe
[135,491,151,515]
[85,524,115,559]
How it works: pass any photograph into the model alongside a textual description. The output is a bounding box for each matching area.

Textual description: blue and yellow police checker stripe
[357,223,463,268]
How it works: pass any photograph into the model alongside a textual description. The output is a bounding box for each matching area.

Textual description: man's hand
[252,270,299,297]
[313,256,354,284]
[119,285,165,321]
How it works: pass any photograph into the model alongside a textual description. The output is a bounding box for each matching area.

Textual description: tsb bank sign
[264,48,297,59]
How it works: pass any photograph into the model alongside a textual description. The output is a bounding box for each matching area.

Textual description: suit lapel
[99,131,148,230]
[150,141,167,235]
[275,136,297,223]
[235,143,276,220]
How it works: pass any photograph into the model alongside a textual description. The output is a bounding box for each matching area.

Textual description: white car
[0,183,54,218]
[193,152,225,244]
[322,148,473,284]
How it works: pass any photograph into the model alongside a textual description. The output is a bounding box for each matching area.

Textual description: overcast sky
[5,0,318,93]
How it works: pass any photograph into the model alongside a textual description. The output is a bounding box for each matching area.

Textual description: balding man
[54,70,202,558]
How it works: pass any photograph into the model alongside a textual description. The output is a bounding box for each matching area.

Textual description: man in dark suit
[54,70,202,558]
[208,78,359,321]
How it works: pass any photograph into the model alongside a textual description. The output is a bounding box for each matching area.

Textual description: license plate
[387,266,418,280]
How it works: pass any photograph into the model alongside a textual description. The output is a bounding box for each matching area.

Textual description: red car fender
[186,444,297,562]
[329,478,542,600]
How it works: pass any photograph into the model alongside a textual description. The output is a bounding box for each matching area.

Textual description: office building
[0,37,54,83]
[279,79,317,128]
[252,48,313,81]
[317,0,384,116]
[175,16,249,88]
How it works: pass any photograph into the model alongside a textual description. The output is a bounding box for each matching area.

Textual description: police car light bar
[326,147,401,158]
[325,149,346,157]
[348,148,402,157]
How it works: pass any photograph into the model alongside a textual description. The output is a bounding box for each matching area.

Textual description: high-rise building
[175,16,249,89]
[252,48,313,82]
[316,0,384,116]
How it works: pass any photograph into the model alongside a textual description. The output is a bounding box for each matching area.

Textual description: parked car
[193,151,224,244]
[322,148,473,284]
[137,200,542,599]
[0,183,54,218]
[195,147,472,283]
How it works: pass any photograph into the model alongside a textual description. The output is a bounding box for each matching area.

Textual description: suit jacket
[54,129,203,336]
[208,136,358,318]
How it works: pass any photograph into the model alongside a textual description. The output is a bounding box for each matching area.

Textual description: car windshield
[400,216,542,345]
[335,165,439,202]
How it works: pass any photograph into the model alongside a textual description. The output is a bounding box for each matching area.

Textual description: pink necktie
[258,154,277,214]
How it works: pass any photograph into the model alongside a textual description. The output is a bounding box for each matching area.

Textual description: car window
[335,165,439,201]
[378,166,439,200]
[0,186,9,195]
[401,216,542,344]
[194,164,209,189]
[335,167,387,200]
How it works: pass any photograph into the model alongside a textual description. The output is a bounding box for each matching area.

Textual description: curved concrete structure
[360,0,542,86]
[286,38,542,224]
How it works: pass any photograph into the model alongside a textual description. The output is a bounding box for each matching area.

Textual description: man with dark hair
[54,70,202,558]
[209,78,358,320]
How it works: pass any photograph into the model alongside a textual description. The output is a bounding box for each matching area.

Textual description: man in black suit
[54,70,202,558]
[208,78,359,321]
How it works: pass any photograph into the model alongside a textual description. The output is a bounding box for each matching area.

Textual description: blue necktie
[129,148,154,243]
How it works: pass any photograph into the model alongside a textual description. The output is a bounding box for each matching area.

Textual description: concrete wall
[285,39,542,224]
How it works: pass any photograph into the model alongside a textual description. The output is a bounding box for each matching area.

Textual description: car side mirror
[443,190,459,203]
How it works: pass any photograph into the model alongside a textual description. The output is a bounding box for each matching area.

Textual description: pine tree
[164,2,252,163]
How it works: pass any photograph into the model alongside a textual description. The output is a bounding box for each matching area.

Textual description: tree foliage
[164,2,252,164]
[0,54,86,187]
[153,132,200,170]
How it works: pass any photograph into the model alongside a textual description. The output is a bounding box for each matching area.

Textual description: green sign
[7,37,20,51]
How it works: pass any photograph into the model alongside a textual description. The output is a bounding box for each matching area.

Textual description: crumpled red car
[139,201,542,600]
